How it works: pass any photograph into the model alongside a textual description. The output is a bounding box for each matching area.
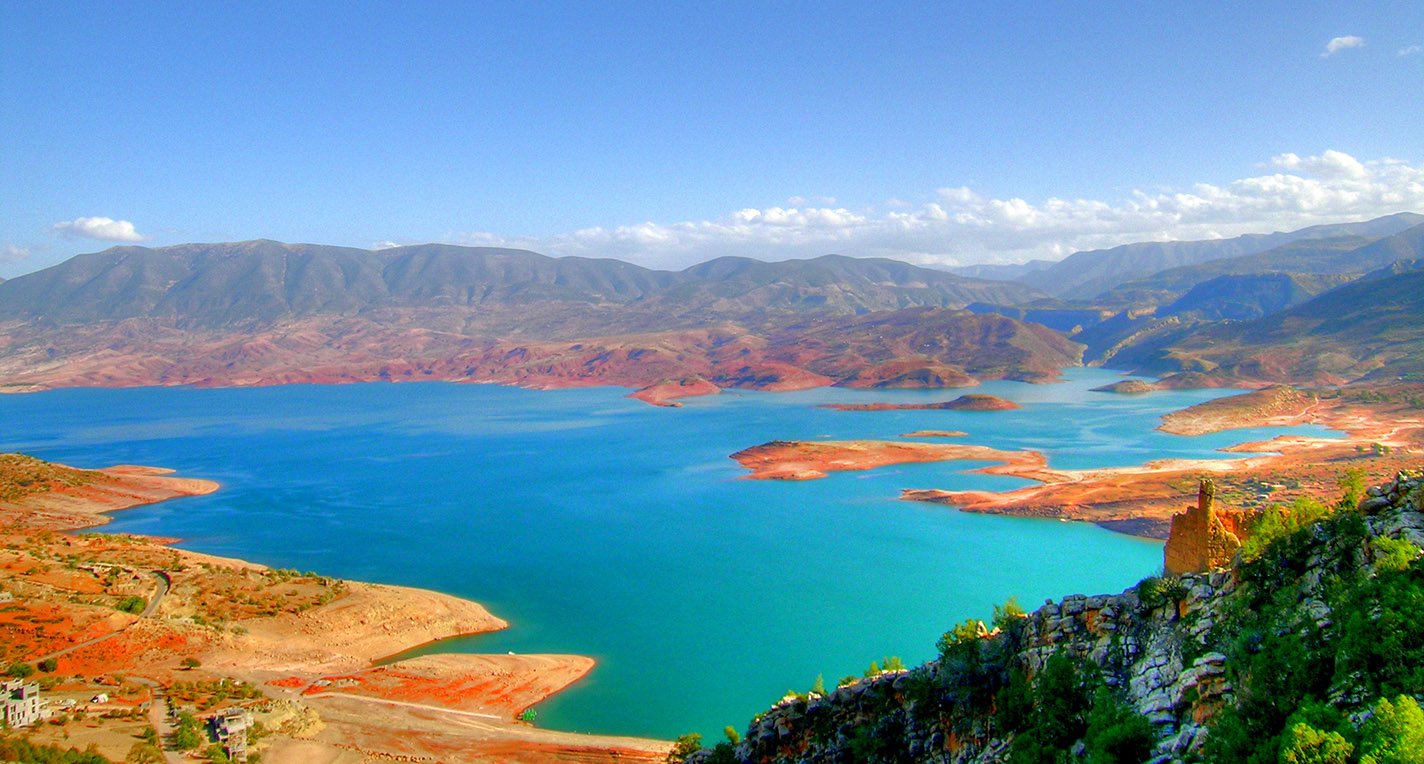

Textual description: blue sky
[2,1,1422,276]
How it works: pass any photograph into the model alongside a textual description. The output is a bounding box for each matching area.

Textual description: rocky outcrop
[712,568,1239,764]
[1162,480,1250,576]
[695,470,1424,764]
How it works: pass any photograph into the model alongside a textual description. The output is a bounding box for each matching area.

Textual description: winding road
[28,569,172,665]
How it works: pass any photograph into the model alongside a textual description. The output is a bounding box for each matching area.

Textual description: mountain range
[1123,265,1424,384]
[0,241,1043,334]
[0,242,1075,398]
[1071,221,1424,382]
[2,213,1422,397]
[965,212,1424,301]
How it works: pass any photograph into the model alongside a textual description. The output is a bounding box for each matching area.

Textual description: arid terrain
[0,455,668,763]
[731,385,1424,538]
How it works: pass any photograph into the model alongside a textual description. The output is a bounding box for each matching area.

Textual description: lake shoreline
[731,389,1424,540]
[0,459,670,763]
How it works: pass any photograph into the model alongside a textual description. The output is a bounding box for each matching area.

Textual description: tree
[1084,688,1155,764]
[724,726,740,745]
[666,733,702,763]
[38,658,58,673]
[171,725,203,751]
[1359,696,1424,764]
[938,618,986,654]
[1337,467,1367,510]
[6,662,35,679]
[115,596,146,614]
[172,711,203,751]
[180,657,201,669]
[992,597,1026,631]
[809,675,825,696]
[1279,723,1353,764]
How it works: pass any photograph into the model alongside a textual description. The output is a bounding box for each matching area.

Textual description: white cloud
[1,244,30,264]
[50,217,149,243]
[1322,36,1365,57]
[1269,149,1367,179]
[1400,44,1423,56]
[372,240,402,250]
[448,150,1424,270]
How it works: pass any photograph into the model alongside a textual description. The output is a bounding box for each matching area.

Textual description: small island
[818,394,1022,412]
[627,376,722,406]
[730,439,1048,481]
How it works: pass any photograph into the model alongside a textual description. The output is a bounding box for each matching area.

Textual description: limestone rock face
[689,471,1424,764]
[1163,479,1242,576]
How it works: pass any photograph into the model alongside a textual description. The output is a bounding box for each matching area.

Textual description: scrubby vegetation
[0,737,115,763]
[172,564,346,625]
[1203,490,1424,763]
[686,469,1424,764]
[166,677,263,713]
[0,454,103,502]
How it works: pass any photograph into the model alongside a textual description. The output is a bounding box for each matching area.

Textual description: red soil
[305,654,595,719]
[731,439,1045,481]
[628,376,722,406]
[819,394,1021,412]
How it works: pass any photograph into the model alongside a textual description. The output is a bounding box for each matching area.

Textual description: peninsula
[730,386,1424,539]
[0,454,668,763]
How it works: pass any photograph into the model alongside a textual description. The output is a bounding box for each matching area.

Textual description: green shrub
[1084,687,1154,764]
[115,596,146,614]
[1241,496,1332,562]
[5,662,34,679]
[1136,576,1187,610]
[665,733,702,763]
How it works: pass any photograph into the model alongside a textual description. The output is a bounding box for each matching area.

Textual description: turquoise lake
[0,369,1340,740]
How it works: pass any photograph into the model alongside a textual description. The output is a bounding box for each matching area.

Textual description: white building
[2,679,44,727]
[210,707,253,760]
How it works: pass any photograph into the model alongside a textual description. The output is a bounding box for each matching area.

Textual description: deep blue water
[0,369,1339,740]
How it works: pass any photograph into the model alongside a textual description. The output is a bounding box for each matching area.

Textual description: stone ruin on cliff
[1163,479,1253,576]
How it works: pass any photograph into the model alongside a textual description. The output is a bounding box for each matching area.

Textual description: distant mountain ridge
[1010,212,1424,300]
[0,240,1044,332]
[1095,223,1424,311]
[1076,222,1424,371]
[1110,267,1424,384]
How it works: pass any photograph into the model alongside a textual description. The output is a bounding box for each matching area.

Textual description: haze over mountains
[1,213,1421,398]
[954,211,1424,300]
